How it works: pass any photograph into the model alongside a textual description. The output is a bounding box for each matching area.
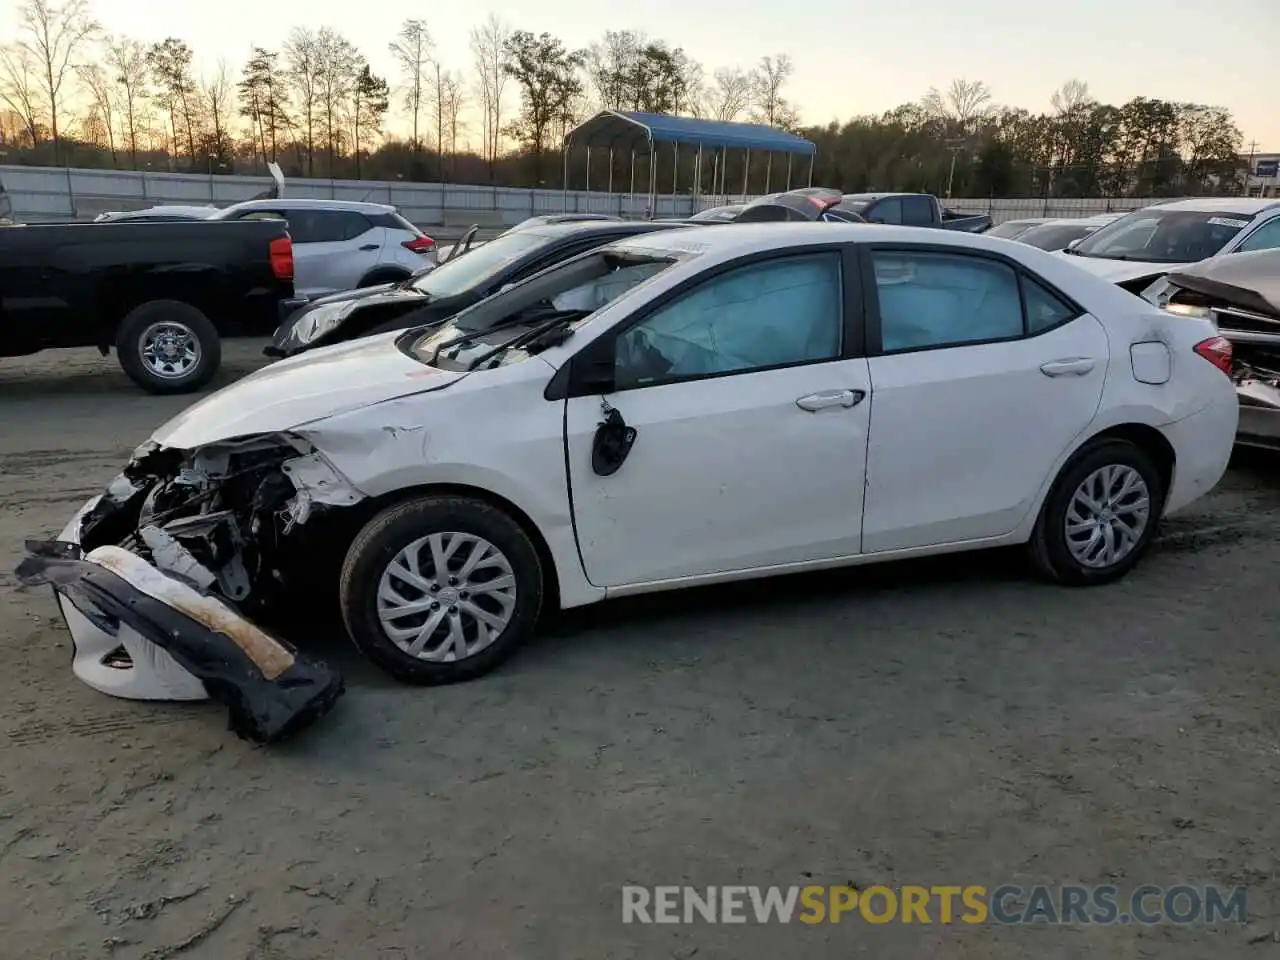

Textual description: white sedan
[26,223,1239,700]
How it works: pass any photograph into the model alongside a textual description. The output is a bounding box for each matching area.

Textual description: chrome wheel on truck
[116,299,221,395]
[138,321,202,380]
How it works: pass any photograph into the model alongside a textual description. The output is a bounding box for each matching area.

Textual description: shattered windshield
[408,252,677,370]
[1071,209,1255,263]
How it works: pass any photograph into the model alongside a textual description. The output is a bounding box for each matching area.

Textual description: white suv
[211,198,436,299]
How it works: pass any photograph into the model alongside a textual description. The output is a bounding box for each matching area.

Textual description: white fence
[0,163,1166,230]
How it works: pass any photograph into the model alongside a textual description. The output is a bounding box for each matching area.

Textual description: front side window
[872,250,1023,351]
[613,252,843,389]
[1235,218,1280,253]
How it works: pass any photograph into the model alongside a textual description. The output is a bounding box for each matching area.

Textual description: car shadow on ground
[288,545,1033,692]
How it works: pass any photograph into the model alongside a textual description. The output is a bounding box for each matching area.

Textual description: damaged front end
[17,435,365,743]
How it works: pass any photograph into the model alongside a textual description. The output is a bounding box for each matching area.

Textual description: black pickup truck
[839,193,992,232]
[0,219,300,393]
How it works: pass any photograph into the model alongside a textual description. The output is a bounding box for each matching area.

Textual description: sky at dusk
[7,0,1278,150]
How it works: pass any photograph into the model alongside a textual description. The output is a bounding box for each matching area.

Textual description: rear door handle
[359,243,379,251]
[1040,357,1096,377]
[796,389,865,412]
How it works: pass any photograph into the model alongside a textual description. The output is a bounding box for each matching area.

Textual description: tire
[116,300,221,395]
[357,270,410,289]
[1027,438,1165,586]
[339,495,544,685]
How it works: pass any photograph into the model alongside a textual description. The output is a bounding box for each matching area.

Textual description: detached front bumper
[51,496,209,702]
[22,489,346,744]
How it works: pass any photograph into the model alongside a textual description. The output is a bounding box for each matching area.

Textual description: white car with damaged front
[32,222,1239,701]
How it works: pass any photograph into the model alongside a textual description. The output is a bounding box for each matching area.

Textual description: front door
[859,245,1108,553]
[564,250,872,588]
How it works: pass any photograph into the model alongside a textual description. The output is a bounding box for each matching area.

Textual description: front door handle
[359,243,379,251]
[1040,357,1096,377]
[795,389,865,412]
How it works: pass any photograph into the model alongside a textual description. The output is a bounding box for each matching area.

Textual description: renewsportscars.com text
[621,884,1247,925]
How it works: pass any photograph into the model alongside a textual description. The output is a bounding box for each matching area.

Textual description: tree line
[0,0,1249,199]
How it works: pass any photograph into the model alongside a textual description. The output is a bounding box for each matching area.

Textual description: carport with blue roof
[562,110,817,216]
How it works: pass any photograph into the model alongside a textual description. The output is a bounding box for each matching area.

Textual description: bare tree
[439,71,465,173]
[284,27,320,174]
[750,54,798,128]
[390,19,431,154]
[1050,78,1092,116]
[76,62,116,163]
[104,35,148,168]
[921,78,993,132]
[13,0,100,163]
[203,60,235,161]
[469,13,510,176]
[708,66,751,122]
[147,37,198,167]
[0,47,42,148]
[315,28,358,174]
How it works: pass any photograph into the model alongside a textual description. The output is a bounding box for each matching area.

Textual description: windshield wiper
[429,312,540,363]
[465,315,580,371]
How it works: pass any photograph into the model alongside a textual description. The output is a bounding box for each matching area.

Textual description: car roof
[108,205,216,217]
[1142,197,1280,215]
[224,198,396,214]
[843,193,924,201]
[520,220,686,240]
[610,221,1057,260]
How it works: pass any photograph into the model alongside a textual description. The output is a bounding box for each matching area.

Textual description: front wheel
[339,495,544,685]
[1028,438,1165,585]
[116,300,221,394]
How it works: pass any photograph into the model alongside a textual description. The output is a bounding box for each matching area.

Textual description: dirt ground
[2,342,1279,959]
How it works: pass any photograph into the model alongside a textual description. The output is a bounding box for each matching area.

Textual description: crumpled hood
[1057,253,1174,284]
[152,332,465,449]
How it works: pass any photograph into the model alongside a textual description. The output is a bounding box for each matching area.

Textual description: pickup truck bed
[0,219,299,393]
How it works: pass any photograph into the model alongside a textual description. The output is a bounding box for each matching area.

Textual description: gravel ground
[2,342,1279,959]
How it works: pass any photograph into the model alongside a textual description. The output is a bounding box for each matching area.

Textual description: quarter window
[613,253,843,389]
[1021,275,1080,332]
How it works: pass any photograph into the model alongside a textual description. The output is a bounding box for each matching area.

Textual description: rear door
[859,243,1108,553]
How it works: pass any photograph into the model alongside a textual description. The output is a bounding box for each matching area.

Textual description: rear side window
[369,211,423,235]
[900,196,935,224]
[871,249,1082,352]
[273,209,371,243]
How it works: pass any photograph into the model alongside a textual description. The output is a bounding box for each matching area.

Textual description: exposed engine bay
[77,436,364,600]
[16,435,364,742]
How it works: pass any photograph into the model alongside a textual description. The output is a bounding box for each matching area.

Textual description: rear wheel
[1028,438,1165,585]
[339,495,544,685]
[116,300,221,394]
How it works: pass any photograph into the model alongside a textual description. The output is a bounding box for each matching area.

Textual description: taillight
[402,235,434,254]
[269,235,293,281]
[1193,336,1232,376]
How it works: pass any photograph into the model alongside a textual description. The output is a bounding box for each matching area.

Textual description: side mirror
[1066,238,1082,250]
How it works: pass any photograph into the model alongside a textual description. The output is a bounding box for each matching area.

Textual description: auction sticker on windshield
[1207,217,1250,228]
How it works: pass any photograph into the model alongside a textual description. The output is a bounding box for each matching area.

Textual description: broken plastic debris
[17,542,344,744]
